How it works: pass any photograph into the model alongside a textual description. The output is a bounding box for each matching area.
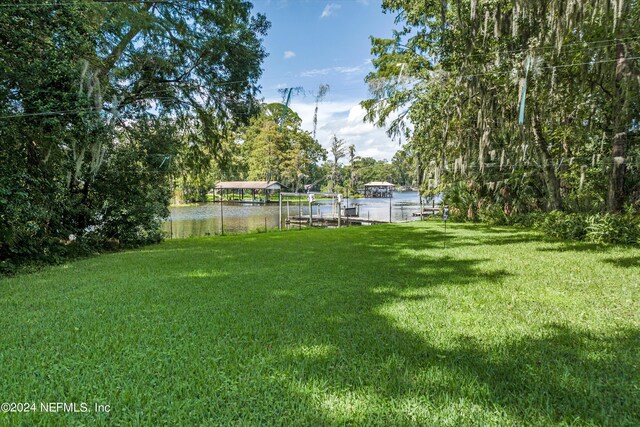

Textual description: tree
[391,146,416,187]
[355,157,394,185]
[0,1,269,269]
[347,144,360,192]
[312,84,330,141]
[328,135,347,193]
[363,0,639,215]
[173,118,246,203]
[241,103,326,191]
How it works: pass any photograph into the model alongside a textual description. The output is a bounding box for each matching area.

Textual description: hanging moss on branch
[363,0,640,218]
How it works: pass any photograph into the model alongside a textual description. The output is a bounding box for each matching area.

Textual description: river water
[163,191,440,238]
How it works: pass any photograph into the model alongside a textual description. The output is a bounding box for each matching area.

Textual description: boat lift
[278,192,378,229]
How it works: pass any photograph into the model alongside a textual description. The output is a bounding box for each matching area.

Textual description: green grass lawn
[1,222,638,426]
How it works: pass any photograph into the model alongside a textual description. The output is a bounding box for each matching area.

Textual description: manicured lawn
[1,222,638,425]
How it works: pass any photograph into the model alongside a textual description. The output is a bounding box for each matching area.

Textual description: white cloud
[266,96,402,162]
[320,3,341,18]
[300,61,370,78]
[283,50,296,60]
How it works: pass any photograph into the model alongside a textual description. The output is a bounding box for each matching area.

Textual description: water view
[163,191,439,238]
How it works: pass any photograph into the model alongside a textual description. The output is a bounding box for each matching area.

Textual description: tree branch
[99,2,157,76]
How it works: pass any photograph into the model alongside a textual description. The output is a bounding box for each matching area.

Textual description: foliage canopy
[0,0,269,271]
[363,0,640,218]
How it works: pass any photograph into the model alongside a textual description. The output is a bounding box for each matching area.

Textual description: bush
[585,214,639,244]
[510,211,639,245]
[478,204,509,225]
[462,206,639,245]
[508,212,545,228]
[539,211,589,241]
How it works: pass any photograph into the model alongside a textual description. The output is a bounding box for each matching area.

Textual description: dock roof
[364,181,395,187]
[214,181,283,190]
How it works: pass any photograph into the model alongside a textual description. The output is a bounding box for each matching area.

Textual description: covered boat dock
[214,181,284,203]
[363,181,395,198]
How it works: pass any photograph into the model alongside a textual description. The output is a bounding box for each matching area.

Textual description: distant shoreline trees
[173,103,415,201]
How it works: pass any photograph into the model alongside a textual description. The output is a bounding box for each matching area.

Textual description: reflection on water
[163,191,438,238]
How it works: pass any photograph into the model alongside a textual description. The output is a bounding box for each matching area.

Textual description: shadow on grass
[537,242,618,253]
[414,225,545,250]
[4,224,637,425]
[166,224,637,424]
[602,256,640,268]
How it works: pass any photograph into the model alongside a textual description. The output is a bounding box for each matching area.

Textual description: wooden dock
[286,215,389,227]
[217,199,277,205]
[412,207,442,217]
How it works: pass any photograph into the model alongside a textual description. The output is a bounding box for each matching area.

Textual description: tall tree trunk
[607,42,628,213]
[532,113,562,211]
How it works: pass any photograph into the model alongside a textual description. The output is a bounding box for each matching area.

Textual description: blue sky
[251,0,400,160]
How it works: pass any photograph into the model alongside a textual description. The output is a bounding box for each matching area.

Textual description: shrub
[539,211,588,241]
[509,211,639,245]
[509,212,545,228]
[478,204,509,225]
[585,214,639,244]
[92,141,170,247]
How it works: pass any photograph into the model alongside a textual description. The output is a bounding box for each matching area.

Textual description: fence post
[298,195,301,230]
[278,192,282,231]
